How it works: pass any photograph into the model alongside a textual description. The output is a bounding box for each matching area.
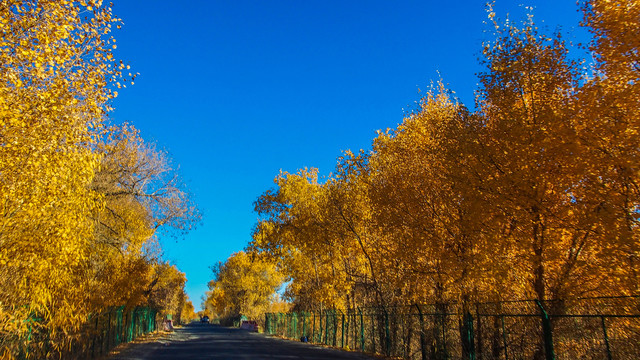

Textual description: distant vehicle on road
[240,320,258,332]
[201,316,209,324]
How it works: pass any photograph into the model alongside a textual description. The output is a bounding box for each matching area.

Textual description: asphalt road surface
[109,323,380,360]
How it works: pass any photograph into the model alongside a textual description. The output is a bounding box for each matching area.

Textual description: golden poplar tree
[1,2,200,357]
[206,251,284,323]
[572,0,640,295]
[0,1,124,354]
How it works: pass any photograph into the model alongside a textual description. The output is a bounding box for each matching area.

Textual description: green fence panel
[263,298,640,360]
[14,306,157,360]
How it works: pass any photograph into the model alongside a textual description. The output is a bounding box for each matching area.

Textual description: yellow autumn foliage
[0,1,120,354]
[250,0,640,315]
[205,251,284,324]
[0,1,199,358]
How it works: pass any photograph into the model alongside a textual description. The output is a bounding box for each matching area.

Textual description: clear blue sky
[109,0,588,308]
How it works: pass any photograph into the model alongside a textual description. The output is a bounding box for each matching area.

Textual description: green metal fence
[265,296,640,360]
[18,306,158,359]
[87,306,158,358]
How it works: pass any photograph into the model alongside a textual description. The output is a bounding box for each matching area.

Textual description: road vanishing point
[109,323,379,360]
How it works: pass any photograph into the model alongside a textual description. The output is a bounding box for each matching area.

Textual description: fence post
[126,310,130,342]
[501,316,509,360]
[352,311,356,350]
[341,311,345,348]
[441,312,448,359]
[601,316,612,360]
[461,312,475,360]
[535,300,555,360]
[371,310,376,354]
[115,307,122,345]
[325,311,329,344]
[332,311,338,346]
[312,312,316,342]
[317,311,322,343]
[128,309,134,342]
[132,308,136,341]
[359,307,365,351]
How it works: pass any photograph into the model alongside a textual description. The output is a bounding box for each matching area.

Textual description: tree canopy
[0,1,200,358]
[249,0,640,313]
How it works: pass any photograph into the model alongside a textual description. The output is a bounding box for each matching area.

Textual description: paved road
[110,323,380,360]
